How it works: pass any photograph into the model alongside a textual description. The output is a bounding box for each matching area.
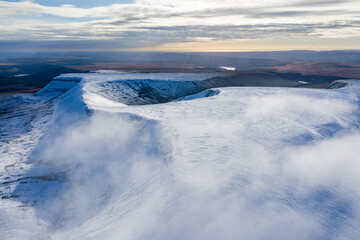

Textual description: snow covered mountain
[1,73,360,239]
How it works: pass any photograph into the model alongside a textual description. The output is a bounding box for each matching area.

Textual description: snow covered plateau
[1,73,360,240]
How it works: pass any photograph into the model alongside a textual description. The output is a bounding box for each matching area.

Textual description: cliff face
[1,73,360,240]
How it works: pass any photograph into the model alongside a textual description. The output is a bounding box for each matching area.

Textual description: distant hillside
[0,67,87,93]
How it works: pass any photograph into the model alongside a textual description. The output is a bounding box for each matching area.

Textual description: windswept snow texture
[1,72,360,240]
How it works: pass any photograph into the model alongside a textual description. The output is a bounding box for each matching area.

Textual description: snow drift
[1,73,360,240]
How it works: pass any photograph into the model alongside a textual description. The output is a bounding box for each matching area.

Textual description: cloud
[0,0,359,50]
[5,76,360,238]
[0,1,89,18]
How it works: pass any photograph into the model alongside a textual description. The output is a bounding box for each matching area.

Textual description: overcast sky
[0,0,359,52]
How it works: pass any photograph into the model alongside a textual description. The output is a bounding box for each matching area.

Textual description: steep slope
[1,73,360,240]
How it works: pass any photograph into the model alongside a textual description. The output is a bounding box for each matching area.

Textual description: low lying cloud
[24,111,168,229]
[5,77,360,239]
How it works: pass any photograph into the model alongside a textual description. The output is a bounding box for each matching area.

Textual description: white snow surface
[1,73,360,240]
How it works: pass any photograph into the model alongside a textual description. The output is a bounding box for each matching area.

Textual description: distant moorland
[1,51,359,94]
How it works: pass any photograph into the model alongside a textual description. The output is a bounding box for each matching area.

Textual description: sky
[0,0,359,52]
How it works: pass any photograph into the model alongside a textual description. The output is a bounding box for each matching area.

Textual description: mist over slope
[1,73,360,239]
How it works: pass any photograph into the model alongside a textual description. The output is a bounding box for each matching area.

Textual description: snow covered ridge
[1,73,360,239]
[56,73,218,106]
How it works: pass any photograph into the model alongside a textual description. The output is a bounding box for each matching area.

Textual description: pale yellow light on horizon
[130,37,360,52]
